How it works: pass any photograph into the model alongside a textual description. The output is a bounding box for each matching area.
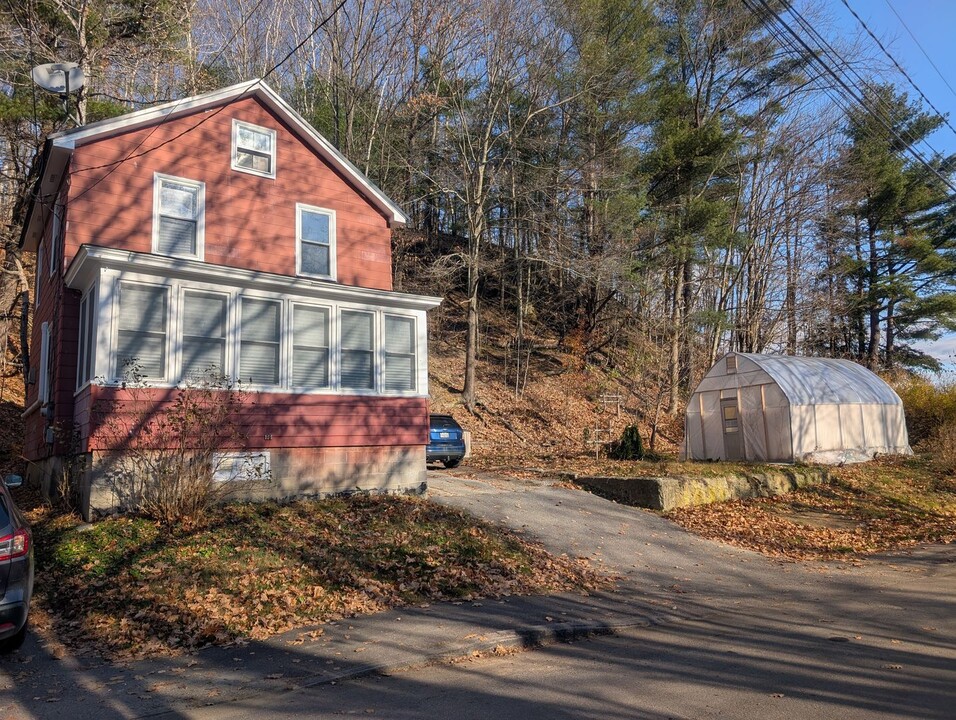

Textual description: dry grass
[28,494,606,660]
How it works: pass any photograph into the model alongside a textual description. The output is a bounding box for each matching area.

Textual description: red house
[20,80,441,517]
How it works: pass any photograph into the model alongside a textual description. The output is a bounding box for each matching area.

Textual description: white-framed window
[182,291,228,379]
[153,173,205,259]
[38,322,51,404]
[292,304,331,389]
[97,274,427,396]
[116,282,169,380]
[341,309,374,390]
[296,204,336,281]
[35,241,44,307]
[50,203,63,277]
[232,119,276,178]
[76,290,96,389]
[384,315,417,392]
[239,297,281,385]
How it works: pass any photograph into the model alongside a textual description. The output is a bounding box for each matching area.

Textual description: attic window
[232,120,276,178]
[726,355,737,374]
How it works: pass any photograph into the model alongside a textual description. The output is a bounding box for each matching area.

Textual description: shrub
[98,367,269,527]
[607,425,646,460]
[894,376,956,446]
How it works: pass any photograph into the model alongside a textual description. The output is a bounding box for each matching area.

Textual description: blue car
[0,474,33,653]
[427,414,466,468]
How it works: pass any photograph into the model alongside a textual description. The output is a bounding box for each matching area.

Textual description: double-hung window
[292,305,330,388]
[340,310,374,390]
[50,204,63,277]
[240,298,281,385]
[384,315,417,392]
[116,283,168,379]
[232,120,276,178]
[296,204,335,280]
[76,291,96,388]
[182,291,228,378]
[153,173,204,259]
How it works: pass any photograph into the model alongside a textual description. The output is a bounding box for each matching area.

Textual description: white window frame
[38,322,51,405]
[238,296,283,388]
[94,271,429,398]
[76,288,97,391]
[113,280,171,382]
[290,302,333,390]
[35,241,44,307]
[231,119,277,179]
[180,288,231,381]
[50,203,63,277]
[295,204,336,281]
[383,314,418,394]
[152,173,205,260]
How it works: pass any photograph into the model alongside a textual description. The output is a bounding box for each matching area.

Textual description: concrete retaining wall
[571,466,827,511]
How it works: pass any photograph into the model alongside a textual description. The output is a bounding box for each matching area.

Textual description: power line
[743,0,956,195]
[779,0,946,162]
[66,0,346,206]
[840,0,956,141]
[882,0,956,103]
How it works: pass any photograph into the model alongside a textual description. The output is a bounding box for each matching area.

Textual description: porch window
[384,315,416,392]
[341,310,374,390]
[240,298,281,385]
[182,291,228,378]
[117,283,168,379]
[292,304,330,388]
[76,291,96,388]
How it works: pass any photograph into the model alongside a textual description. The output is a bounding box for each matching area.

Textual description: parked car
[0,474,33,652]
[427,414,466,468]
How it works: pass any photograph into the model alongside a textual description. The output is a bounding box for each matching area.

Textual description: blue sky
[825,0,956,368]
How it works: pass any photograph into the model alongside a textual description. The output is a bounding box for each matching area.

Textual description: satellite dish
[31,62,85,95]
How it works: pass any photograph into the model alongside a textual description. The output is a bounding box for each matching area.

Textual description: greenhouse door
[720,398,744,460]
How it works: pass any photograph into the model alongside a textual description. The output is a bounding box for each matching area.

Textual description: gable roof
[21,80,407,250]
[731,353,903,406]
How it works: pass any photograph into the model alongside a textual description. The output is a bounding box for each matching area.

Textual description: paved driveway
[1,468,952,719]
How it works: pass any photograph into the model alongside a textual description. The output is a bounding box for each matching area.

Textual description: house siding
[65,97,394,290]
[86,387,428,450]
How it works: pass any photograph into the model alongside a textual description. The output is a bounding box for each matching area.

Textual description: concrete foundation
[570,466,827,512]
[67,444,426,520]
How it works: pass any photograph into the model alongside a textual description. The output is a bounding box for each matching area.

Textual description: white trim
[38,322,51,405]
[66,245,442,312]
[35,241,44,307]
[152,173,206,260]
[113,280,172,382]
[232,119,276,179]
[295,203,336,281]
[47,80,408,225]
[83,269,430,398]
[49,203,62,277]
[289,302,333,391]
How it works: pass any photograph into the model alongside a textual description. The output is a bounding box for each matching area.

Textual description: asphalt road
[1,468,953,719]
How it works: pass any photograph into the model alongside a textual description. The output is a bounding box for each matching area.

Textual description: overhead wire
[780,0,947,162]
[839,0,956,142]
[742,0,956,195]
[882,0,956,103]
[64,0,347,207]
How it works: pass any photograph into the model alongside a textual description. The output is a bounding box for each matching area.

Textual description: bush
[98,368,269,527]
[894,376,956,446]
[607,425,646,460]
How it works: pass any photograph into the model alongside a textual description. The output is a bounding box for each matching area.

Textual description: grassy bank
[29,495,604,660]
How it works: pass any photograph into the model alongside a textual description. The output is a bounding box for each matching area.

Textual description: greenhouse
[682,353,912,464]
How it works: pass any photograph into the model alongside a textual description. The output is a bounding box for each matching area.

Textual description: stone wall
[571,466,827,512]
